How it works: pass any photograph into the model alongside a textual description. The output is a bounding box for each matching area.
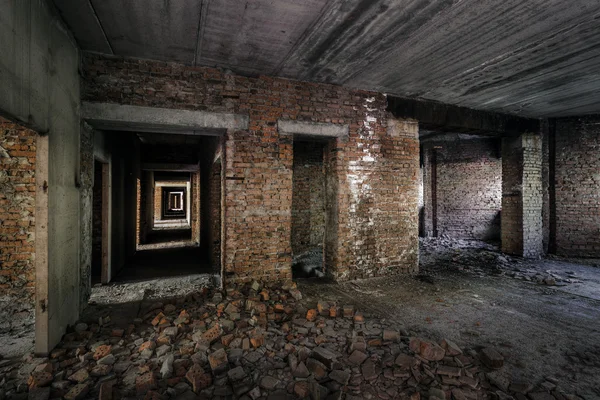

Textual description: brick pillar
[421,145,437,237]
[501,133,543,258]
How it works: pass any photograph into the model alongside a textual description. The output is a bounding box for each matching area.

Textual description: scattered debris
[420,238,582,286]
[0,281,583,400]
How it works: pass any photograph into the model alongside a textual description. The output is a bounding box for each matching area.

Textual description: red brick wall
[554,117,600,257]
[154,185,162,221]
[191,172,201,244]
[209,160,222,270]
[292,141,326,253]
[422,138,502,240]
[0,117,36,331]
[82,54,420,282]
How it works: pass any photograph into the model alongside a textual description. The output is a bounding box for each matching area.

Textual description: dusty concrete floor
[299,239,600,399]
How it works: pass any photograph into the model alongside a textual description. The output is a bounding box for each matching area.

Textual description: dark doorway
[291,140,328,279]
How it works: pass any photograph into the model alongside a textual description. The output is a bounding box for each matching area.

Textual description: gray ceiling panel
[51,0,112,53]
[52,0,600,117]
[89,0,202,64]
[197,0,330,75]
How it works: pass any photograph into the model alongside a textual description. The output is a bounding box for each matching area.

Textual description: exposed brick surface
[421,138,501,240]
[292,141,326,253]
[554,117,600,257]
[0,117,36,332]
[209,160,222,270]
[502,134,543,258]
[154,185,162,221]
[81,54,419,282]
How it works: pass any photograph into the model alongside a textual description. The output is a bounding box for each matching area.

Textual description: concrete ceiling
[52,0,600,118]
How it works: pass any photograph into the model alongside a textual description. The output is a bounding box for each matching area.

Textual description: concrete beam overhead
[278,120,349,138]
[81,103,249,133]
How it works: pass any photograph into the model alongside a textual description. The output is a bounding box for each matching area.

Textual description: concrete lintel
[82,102,249,133]
[278,120,349,138]
[142,163,199,172]
[387,97,540,136]
[155,181,189,187]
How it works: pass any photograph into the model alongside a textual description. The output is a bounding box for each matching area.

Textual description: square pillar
[501,133,543,258]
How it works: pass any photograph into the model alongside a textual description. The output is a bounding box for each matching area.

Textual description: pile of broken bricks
[1,281,583,400]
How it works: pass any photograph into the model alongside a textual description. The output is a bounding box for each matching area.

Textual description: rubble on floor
[420,238,585,287]
[0,282,583,400]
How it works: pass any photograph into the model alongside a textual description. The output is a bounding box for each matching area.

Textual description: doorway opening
[138,172,194,249]
[291,139,331,279]
[92,159,109,284]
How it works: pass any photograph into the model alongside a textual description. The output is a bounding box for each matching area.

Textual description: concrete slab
[277,120,348,138]
[82,103,249,133]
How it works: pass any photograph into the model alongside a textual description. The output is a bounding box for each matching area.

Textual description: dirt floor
[1,238,599,399]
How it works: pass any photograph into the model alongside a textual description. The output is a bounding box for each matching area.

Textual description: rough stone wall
[0,117,36,332]
[554,117,600,257]
[292,141,326,254]
[502,134,543,258]
[423,138,502,240]
[82,54,420,282]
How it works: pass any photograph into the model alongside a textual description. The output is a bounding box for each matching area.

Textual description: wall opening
[87,131,224,283]
[291,139,329,279]
[419,134,502,242]
[140,173,194,249]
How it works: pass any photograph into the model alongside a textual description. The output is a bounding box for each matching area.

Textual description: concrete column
[501,133,543,258]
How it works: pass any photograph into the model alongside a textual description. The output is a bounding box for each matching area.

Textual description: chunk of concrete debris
[419,340,445,361]
[480,347,504,369]
[441,338,463,356]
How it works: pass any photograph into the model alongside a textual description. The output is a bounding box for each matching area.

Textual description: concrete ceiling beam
[81,102,249,134]
[387,97,540,137]
[278,120,349,138]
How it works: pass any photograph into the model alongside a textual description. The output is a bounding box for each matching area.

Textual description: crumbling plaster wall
[554,117,600,257]
[82,54,420,282]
